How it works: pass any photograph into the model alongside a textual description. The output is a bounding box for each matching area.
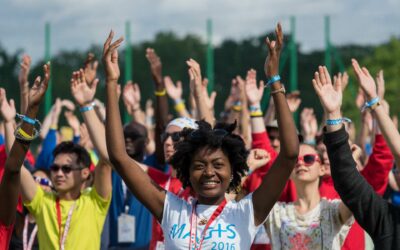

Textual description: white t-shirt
[265,199,354,250]
[161,192,263,249]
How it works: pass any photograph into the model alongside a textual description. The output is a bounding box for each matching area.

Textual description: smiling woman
[104,23,300,249]
[170,121,247,205]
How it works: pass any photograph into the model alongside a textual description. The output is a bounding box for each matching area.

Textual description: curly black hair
[169,120,249,193]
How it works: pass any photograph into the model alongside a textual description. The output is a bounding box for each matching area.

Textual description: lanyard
[56,198,76,250]
[189,199,227,250]
[23,216,38,250]
[165,176,171,191]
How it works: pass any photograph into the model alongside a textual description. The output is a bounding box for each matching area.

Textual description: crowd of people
[1,23,400,250]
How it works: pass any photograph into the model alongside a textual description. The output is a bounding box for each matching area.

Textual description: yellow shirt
[24,186,111,250]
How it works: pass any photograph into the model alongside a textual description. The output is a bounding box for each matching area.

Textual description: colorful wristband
[326,117,352,126]
[249,105,261,112]
[174,101,186,113]
[250,111,263,117]
[154,89,166,96]
[266,75,281,87]
[79,102,95,113]
[16,114,36,125]
[361,97,380,112]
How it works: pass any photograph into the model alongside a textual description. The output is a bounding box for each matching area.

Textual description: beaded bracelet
[14,124,40,142]
[270,86,286,95]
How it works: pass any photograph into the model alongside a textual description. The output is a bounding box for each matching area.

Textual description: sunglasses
[50,164,83,174]
[297,154,321,166]
[161,131,182,143]
[33,176,53,187]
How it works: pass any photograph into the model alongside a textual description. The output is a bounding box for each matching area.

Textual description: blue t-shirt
[143,153,169,173]
[107,171,152,249]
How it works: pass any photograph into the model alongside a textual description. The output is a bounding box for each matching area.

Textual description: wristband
[14,124,40,142]
[154,89,166,96]
[361,97,380,112]
[17,127,34,140]
[270,85,286,95]
[232,105,242,112]
[16,114,37,125]
[250,111,263,117]
[249,105,261,112]
[174,101,186,113]
[266,75,281,87]
[326,117,352,126]
[303,138,316,146]
[79,102,95,113]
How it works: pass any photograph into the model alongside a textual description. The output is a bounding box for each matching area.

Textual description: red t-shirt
[0,145,23,214]
[147,168,194,250]
[0,222,13,250]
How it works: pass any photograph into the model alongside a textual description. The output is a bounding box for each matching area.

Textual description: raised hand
[83,53,99,85]
[247,149,271,172]
[264,23,283,77]
[351,59,377,100]
[245,69,264,105]
[0,88,16,122]
[164,76,183,101]
[102,30,124,83]
[339,72,349,91]
[29,63,50,109]
[145,99,154,119]
[187,58,203,95]
[300,108,318,141]
[61,99,76,111]
[70,69,98,106]
[145,48,162,85]
[123,81,141,111]
[202,78,217,110]
[355,88,365,109]
[19,54,31,88]
[311,66,342,116]
[52,98,63,118]
[286,91,301,113]
[376,70,385,99]
[64,111,81,135]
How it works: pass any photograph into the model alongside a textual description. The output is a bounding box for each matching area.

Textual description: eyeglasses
[33,176,53,187]
[49,164,83,174]
[161,131,182,143]
[297,154,321,166]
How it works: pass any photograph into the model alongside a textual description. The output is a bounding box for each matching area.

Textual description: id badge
[155,241,165,250]
[118,214,135,243]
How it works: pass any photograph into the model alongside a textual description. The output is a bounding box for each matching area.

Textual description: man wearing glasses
[20,141,112,250]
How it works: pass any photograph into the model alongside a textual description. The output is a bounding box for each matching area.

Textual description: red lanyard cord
[189,199,227,250]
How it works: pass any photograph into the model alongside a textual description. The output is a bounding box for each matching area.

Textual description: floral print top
[265,199,353,250]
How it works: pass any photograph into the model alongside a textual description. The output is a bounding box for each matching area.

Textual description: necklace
[198,217,208,226]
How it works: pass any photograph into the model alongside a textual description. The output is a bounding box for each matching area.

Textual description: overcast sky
[0,0,399,62]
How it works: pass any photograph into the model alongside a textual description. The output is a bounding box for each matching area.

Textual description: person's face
[316,142,331,176]
[125,136,146,161]
[189,147,232,203]
[291,144,324,183]
[33,170,52,192]
[50,153,89,193]
[268,128,280,153]
[163,125,182,162]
